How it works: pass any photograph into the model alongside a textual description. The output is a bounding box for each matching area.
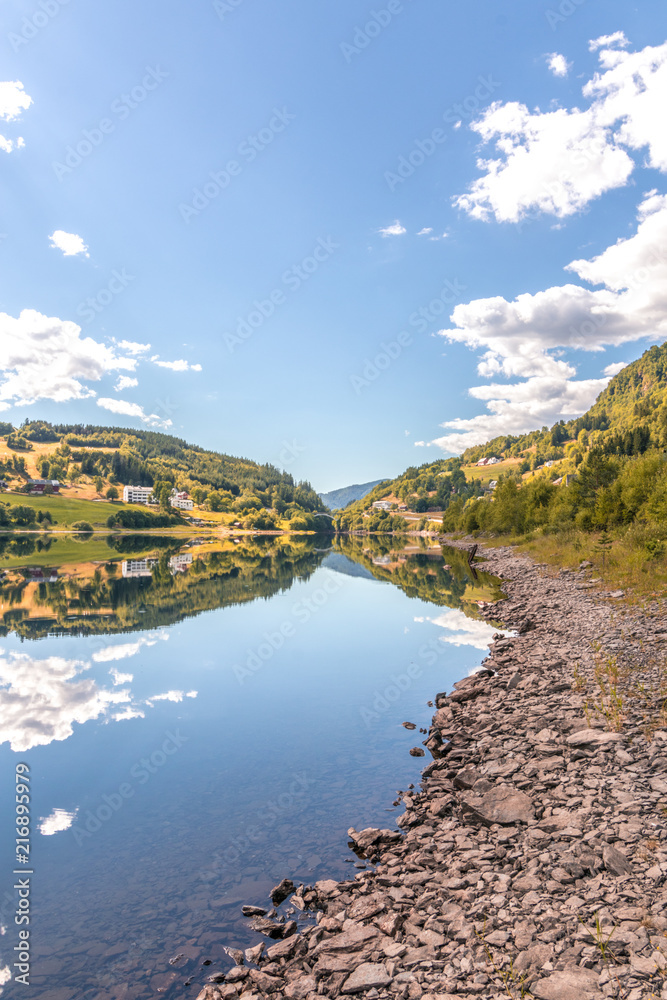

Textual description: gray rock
[566,728,622,747]
[532,969,603,999]
[461,784,534,825]
[603,844,633,876]
[341,963,391,994]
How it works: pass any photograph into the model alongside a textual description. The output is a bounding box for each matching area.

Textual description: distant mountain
[319,480,388,511]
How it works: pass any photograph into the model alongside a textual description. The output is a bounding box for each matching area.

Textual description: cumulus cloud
[92,633,166,663]
[589,31,629,52]
[116,339,150,354]
[417,610,503,650]
[0,80,32,153]
[39,808,78,836]
[426,190,667,453]
[49,230,89,257]
[151,357,202,372]
[546,53,571,77]
[96,397,172,430]
[417,227,433,236]
[0,309,136,409]
[109,668,133,685]
[603,360,629,377]
[114,375,138,391]
[0,651,131,752]
[378,221,407,237]
[455,38,667,222]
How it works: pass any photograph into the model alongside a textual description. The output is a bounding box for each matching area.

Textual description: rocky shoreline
[198,541,667,1000]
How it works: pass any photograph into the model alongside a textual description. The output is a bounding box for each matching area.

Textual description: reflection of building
[121,554,193,578]
[169,554,193,573]
[122,485,155,504]
[170,491,194,510]
[26,568,58,582]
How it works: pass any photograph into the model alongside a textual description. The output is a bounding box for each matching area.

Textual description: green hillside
[0,420,328,529]
[336,342,667,553]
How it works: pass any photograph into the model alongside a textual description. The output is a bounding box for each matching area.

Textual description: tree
[94,476,103,493]
[106,486,119,500]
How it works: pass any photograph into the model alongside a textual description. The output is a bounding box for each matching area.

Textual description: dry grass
[482,528,667,604]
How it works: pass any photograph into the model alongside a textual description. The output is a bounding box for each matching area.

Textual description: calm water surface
[0,534,504,1000]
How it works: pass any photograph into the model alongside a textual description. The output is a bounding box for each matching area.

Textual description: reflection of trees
[0,532,503,640]
[1,535,332,639]
[334,537,502,614]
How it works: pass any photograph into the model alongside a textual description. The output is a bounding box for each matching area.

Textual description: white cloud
[0,80,32,153]
[427,190,667,453]
[109,668,133,685]
[113,707,145,721]
[39,808,78,836]
[96,397,172,430]
[151,357,202,372]
[603,360,628,377]
[114,375,138,392]
[92,633,167,665]
[455,38,667,223]
[117,339,150,354]
[546,53,571,77]
[146,689,190,705]
[426,376,610,453]
[378,221,407,237]
[417,227,433,236]
[589,31,629,52]
[49,230,89,257]
[418,610,502,650]
[0,309,135,408]
[0,651,132,752]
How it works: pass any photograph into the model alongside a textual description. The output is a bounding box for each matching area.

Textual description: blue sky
[1,1,666,491]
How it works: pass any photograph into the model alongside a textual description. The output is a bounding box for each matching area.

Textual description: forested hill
[336,341,667,540]
[0,420,327,517]
[456,342,667,467]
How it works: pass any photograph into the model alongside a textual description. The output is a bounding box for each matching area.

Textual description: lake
[0,533,503,1000]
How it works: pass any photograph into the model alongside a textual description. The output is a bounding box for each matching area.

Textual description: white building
[372,500,393,511]
[123,485,155,504]
[170,492,194,510]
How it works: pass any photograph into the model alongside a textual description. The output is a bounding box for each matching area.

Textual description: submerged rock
[269,878,295,906]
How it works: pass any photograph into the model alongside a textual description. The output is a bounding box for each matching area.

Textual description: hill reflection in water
[0,533,503,639]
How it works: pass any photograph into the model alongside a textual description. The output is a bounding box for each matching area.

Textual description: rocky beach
[197,541,667,1000]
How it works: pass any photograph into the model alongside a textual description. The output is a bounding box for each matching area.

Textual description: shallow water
[0,534,503,999]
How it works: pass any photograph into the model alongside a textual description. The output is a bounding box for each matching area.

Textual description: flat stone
[566,729,622,747]
[461,785,534,825]
[316,925,378,953]
[284,975,316,999]
[603,844,633,876]
[342,963,391,994]
[532,968,603,1000]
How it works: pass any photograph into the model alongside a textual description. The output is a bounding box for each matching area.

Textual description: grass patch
[480,527,667,603]
[0,491,185,528]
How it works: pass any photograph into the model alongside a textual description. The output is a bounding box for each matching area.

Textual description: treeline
[443,449,667,547]
[335,462,485,531]
[1,420,327,518]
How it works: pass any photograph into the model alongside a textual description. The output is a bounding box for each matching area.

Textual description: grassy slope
[0,492,157,527]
